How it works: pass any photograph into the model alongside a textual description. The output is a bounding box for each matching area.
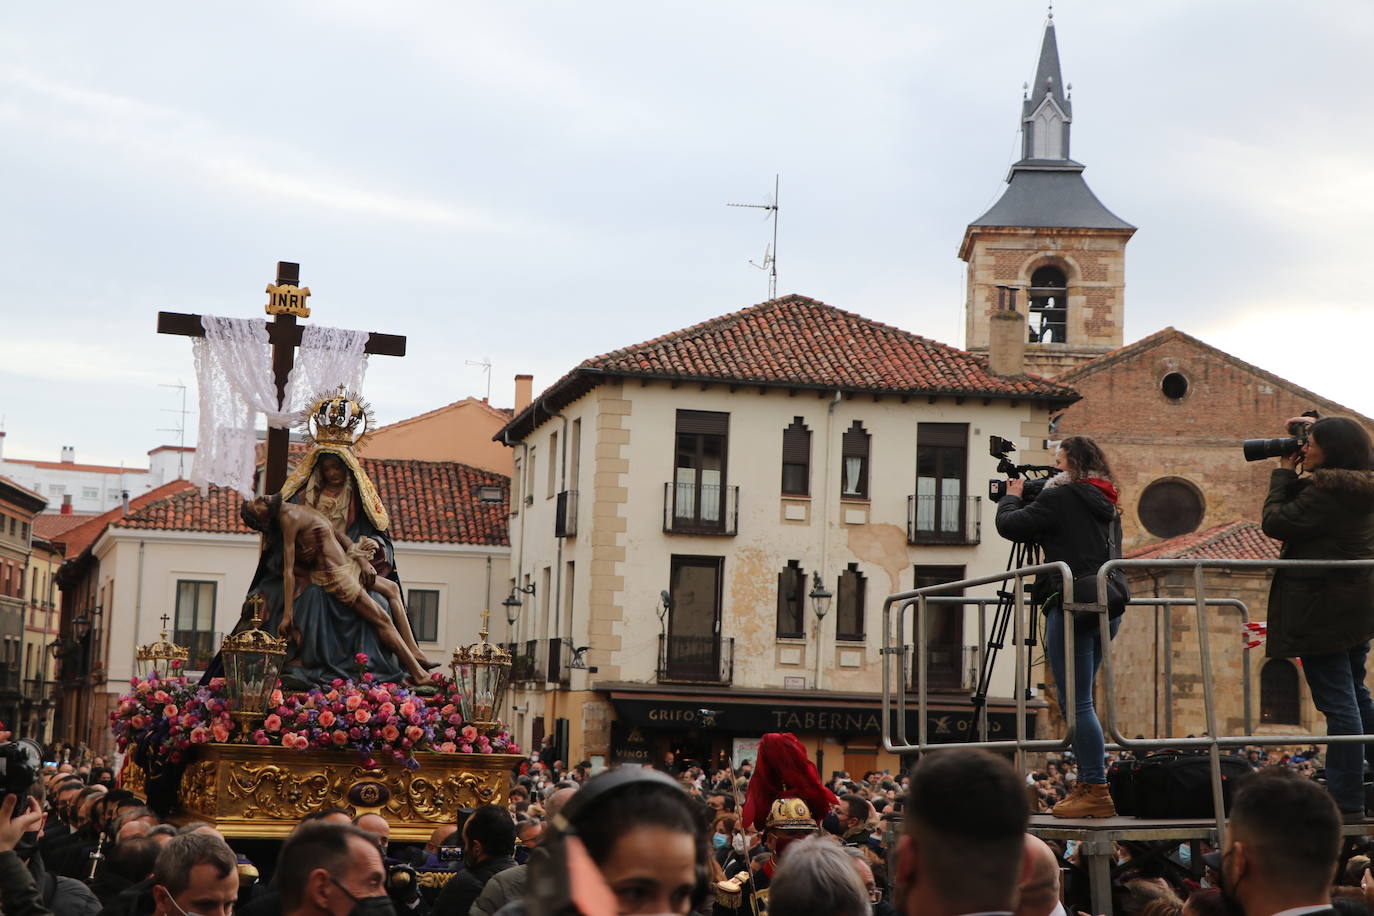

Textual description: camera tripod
[963,533,1045,742]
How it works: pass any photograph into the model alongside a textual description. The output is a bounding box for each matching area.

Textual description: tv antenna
[466,357,493,402]
[728,174,779,300]
[158,382,192,478]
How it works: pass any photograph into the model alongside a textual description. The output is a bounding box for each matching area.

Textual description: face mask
[330,877,398,916]
[712,833,729,850]
[732,835,747,852]
[164,891,217,916]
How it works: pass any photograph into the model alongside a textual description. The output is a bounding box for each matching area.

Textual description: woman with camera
[996,436,1126,818]
[1262,416,1374,821]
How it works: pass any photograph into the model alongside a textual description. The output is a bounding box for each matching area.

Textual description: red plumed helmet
[741,732,839,832]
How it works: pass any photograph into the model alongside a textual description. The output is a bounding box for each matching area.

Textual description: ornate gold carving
[416,872,457,889]
[122,760,147,797]
[182,761,220,816]
[172,746,521,840]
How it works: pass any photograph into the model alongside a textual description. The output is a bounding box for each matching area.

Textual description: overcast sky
[3,1,1372,468]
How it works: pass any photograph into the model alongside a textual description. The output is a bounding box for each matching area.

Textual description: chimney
[987,286,1026,377]
[0,430,6,460]
[60,494,72,516]
[514,375,534,414]
[60,446,74,464]
[121,491,130,513]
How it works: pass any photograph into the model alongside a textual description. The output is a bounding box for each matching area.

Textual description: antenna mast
[157,382,191,478]
[727,174,779,300]
[466,357,493,402]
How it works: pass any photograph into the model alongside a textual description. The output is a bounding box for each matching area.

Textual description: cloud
[0,66,508,230]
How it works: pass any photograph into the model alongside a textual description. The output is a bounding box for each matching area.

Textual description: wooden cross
[157,261,406,493]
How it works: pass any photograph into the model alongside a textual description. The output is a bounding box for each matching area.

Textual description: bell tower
[959,12,1135,379]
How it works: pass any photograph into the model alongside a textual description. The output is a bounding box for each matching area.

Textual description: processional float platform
[123,744,522,841]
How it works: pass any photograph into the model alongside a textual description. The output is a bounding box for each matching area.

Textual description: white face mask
[732,835,747,852]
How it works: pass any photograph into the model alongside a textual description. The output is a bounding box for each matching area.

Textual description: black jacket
[433,855,515,916]
[1262,467,1374,658]
[995,476,1120,608]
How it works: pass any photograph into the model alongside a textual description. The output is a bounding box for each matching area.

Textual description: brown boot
[1051,782,1116,818]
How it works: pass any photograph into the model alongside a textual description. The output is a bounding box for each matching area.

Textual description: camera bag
[1107,752,1251,818]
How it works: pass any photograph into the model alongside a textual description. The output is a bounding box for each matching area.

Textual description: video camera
[986,436,1057,503]
[1242,411,1318,462]
[0,738,42,816]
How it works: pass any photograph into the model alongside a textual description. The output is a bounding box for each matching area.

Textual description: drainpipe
[539,404,570,686]
[502,431,531,642]
[816,390,842,690]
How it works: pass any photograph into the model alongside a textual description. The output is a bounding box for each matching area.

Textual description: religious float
[120,270,520,839]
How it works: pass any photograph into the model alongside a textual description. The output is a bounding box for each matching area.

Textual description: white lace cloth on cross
[190,316,369,496]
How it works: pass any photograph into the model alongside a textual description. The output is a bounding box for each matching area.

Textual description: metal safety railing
[882,556,1374,853]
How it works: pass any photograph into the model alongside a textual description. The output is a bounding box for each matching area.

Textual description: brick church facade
[962,15,1374,743]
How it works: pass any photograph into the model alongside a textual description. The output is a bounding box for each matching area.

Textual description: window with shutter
[841,421,870,499]
[836,564,866,641]
[776,560,806,638]
[781,417,811,496]
[915,423,968,539]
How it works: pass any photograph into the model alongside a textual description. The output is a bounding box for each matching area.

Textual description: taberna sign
[609,695,1032,743]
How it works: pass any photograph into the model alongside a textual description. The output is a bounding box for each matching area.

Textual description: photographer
[995,436,1124,819]
[1261,415,1374,821]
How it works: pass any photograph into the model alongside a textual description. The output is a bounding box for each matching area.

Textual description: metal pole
[1192,563,1227,849]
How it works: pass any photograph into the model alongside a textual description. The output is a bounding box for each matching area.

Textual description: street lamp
[809,572,833,621]
[71,614,91,642]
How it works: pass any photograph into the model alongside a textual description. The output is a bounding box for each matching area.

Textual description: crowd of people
[0,733,1368,916]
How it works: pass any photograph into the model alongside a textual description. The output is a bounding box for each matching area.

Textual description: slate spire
[1020,14,1073,162]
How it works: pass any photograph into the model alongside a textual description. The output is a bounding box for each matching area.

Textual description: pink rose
[331,730,349,746]
[318,710,336,728]
[190,727,209,744]
[264,715,282,733]
[270,689,284,706]
[355,653,369,666]
[293,735,310,750]
[362,673,374,682]
[399,701,416,718]
[381,725,400,742]
[459,744,473,754]
[346,695,362,711]
[405,725,423,741]
[353,709,369,724]
[281,731,296,746]
[212,723,230,743]
[379,702,396,718]
[461,725,478,742]
[439,742,457,753]
[131,715,147,729]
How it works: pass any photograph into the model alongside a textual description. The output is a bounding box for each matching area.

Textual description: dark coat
[1262,467,1374,658]
[995,477,1119,608]
[433,855,515,916]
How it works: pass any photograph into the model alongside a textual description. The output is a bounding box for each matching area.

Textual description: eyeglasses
[865,886,882,904]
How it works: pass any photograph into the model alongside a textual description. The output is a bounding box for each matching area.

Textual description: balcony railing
[657,634,734,685]
[507,641,539,683]
[555,490,578,538]
[663,483,739,536]
[907,494,981,545]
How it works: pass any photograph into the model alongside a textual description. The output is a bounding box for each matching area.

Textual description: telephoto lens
[1242,437,1302,462]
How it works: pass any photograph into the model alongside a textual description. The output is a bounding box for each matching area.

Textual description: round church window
[1138,478,1205,539]
[1161,372,1189,401]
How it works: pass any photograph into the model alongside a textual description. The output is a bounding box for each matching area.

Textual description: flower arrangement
[111,661,518,768]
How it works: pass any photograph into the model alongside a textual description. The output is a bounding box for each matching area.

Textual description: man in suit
[1221,768,1341,916]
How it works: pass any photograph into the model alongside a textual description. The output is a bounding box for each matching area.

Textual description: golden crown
[766,796,817,833]
[299,386,376,448]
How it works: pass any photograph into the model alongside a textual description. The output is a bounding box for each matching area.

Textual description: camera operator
[1260,415,1374,822]
[995,436,1125,819]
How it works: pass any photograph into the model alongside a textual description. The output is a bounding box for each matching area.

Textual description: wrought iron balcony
[657,634,734,685]
[906,494,981,545]
[507,641,539,683]
[663,483,739,536]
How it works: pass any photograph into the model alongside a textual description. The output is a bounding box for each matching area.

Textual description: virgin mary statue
[232,389,435,687]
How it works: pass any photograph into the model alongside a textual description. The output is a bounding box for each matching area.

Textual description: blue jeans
[1300,642,1374,812]
[1045,608,1121,784]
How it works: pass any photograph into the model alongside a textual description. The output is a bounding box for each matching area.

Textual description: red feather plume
[740,732,839,831]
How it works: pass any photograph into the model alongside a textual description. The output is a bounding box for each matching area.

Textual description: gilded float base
[122,745,521,841]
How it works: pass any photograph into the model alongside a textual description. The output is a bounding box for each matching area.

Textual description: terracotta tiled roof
[501,294,1079,440]
[53,480,197,557]
[0,475,46,505]
[114,457,509,546]
[375,398,514,435]
[2,458,148,475]
[33,513,100,541]
[1127,521,1280,561]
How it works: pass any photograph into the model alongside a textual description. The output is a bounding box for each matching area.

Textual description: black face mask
[329,877,397,916]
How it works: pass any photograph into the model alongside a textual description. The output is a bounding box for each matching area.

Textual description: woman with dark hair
[524,770,709,916]
[1262,415,1374,821]
[996,436,1127,818]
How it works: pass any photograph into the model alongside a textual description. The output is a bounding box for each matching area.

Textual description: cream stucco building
[499,295,1074,774]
